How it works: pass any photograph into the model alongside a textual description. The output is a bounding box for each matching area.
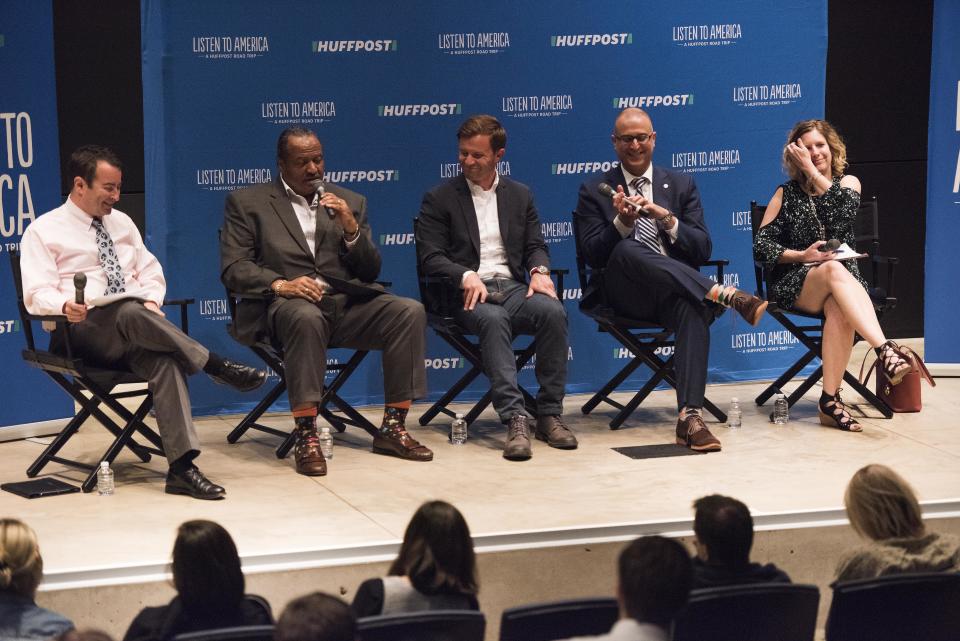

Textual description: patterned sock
[294,414,317,433]
[381,406,408,434]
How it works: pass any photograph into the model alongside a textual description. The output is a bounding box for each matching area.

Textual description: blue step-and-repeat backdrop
[142,0,828,416]
[0,1,73,433]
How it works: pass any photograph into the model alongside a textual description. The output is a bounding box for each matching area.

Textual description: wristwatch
[530,265,549,276]
[658,213,675,229]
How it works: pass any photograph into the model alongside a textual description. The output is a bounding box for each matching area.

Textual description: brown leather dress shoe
[676,412,721,452]
[503,414,532,460]
[730,289,768,326]
[535,415,578,449]
[372,425,433,461]
[294,427,327,476]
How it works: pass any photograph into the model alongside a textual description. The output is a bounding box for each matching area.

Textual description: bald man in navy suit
[575,108,767,453]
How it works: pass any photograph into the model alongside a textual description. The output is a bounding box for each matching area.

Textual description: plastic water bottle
[450,413,468,445]
[773,394,789,425]
[97,461,114,496]
[727,398,742,429]
[319,426,333,460]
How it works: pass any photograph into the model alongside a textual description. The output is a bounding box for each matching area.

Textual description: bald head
[612,108,657,176]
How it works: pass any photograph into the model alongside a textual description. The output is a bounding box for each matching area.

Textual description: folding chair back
[357,610,485,641]
[499,597,618,641]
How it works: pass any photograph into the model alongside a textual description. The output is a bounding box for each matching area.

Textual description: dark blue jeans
[454,278,568,422]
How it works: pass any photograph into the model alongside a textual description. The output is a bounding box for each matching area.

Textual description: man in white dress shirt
[417,114,573,461]
[561,536,693,641]
[20,145,265,499]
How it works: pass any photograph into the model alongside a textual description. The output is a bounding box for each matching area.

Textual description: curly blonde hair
[782,119,848,182]
[844,464,925,541]
[0,518,44,598]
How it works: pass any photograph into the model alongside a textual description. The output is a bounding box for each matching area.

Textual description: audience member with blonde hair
[0,518,74,640]
[836,464,960,581]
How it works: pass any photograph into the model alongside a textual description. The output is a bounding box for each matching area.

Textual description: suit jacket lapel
[456,176,481,257]
[314,181,334,255]
[495,180,510,246]
[651,166,670,211]
[270,181,312,259]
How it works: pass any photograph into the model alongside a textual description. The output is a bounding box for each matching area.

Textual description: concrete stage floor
[2,341,958,639]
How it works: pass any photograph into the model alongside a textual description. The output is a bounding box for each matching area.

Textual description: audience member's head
[618,536,692,628]
[693,494,755,565]
[171,520,245,611]
[274,592,356,641]
[388,500,478,597]
[844,464,925,541]
[0,518,44,599]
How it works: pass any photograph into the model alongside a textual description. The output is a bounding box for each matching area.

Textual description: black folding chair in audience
[749,196,898,416]
[172,625,274,641]
[571,214,729,428]
[413,216,566,427]
[499,597,619,641]
[222,288,380,458]
[357,610,485,641]
[673,583,820,641]
[826,572,960,641]
[9,250,194,493]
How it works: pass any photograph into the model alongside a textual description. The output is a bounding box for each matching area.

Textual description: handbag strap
[859,350,878,386]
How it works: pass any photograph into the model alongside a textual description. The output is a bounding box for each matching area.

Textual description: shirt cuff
[663,218,679,244]
[461,270,477,287]
[613,215,634,238]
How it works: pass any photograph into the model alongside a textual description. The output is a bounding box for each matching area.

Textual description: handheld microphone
[74,273,87,305]
[598,182,651,217]
[310,178,337,218]
[818,238,841,252]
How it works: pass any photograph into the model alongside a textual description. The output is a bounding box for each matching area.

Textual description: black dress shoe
[165,466,226,500]
[209,359,266,392]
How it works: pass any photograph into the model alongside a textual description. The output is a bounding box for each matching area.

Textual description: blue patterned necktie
[92,218,126,294]
[630,176,663,254]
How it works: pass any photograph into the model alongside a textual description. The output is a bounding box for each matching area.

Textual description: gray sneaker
[503,414,532,461]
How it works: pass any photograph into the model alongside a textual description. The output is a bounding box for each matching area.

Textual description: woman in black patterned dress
[754,120,912,431]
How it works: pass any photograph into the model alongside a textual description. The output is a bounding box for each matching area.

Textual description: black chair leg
[81,399,156,492]
[227,380,288,443]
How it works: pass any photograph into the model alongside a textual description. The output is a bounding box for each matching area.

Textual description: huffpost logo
[312,39,397,53]
[378,104,461,117]
[0,34,5,47]
[551,33,632,46]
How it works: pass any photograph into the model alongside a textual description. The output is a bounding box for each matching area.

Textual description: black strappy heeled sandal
[878,340,912,386]
[818,389,863,432]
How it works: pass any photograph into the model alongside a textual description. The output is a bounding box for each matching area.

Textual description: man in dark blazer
[417,115,573,461]
[575,108,767,453]
[221,128,432,476]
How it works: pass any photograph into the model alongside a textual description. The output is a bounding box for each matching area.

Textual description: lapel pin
[663,183,669,189]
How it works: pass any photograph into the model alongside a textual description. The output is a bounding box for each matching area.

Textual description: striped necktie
[92,218,126,294]
[630,176,663,254]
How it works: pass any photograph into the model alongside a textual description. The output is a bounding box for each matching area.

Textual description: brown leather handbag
[859,343,935,413]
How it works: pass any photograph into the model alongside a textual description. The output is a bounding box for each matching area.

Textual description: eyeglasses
[614,133,653,144]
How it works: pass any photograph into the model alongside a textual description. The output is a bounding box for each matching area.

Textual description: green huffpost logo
[0,34,5,47]
[551,164,558,174]
[311,41,318,52]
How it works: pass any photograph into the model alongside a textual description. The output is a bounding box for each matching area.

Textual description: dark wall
[52,0,933,337]
[53,0,145,230]
[825,1,933,337]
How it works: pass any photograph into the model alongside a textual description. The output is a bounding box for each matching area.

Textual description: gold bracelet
[273,280,287,296]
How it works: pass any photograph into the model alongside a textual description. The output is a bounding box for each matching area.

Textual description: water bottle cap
[455,413,464,419]
[731,397,739,403]
[100,461,109,469]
